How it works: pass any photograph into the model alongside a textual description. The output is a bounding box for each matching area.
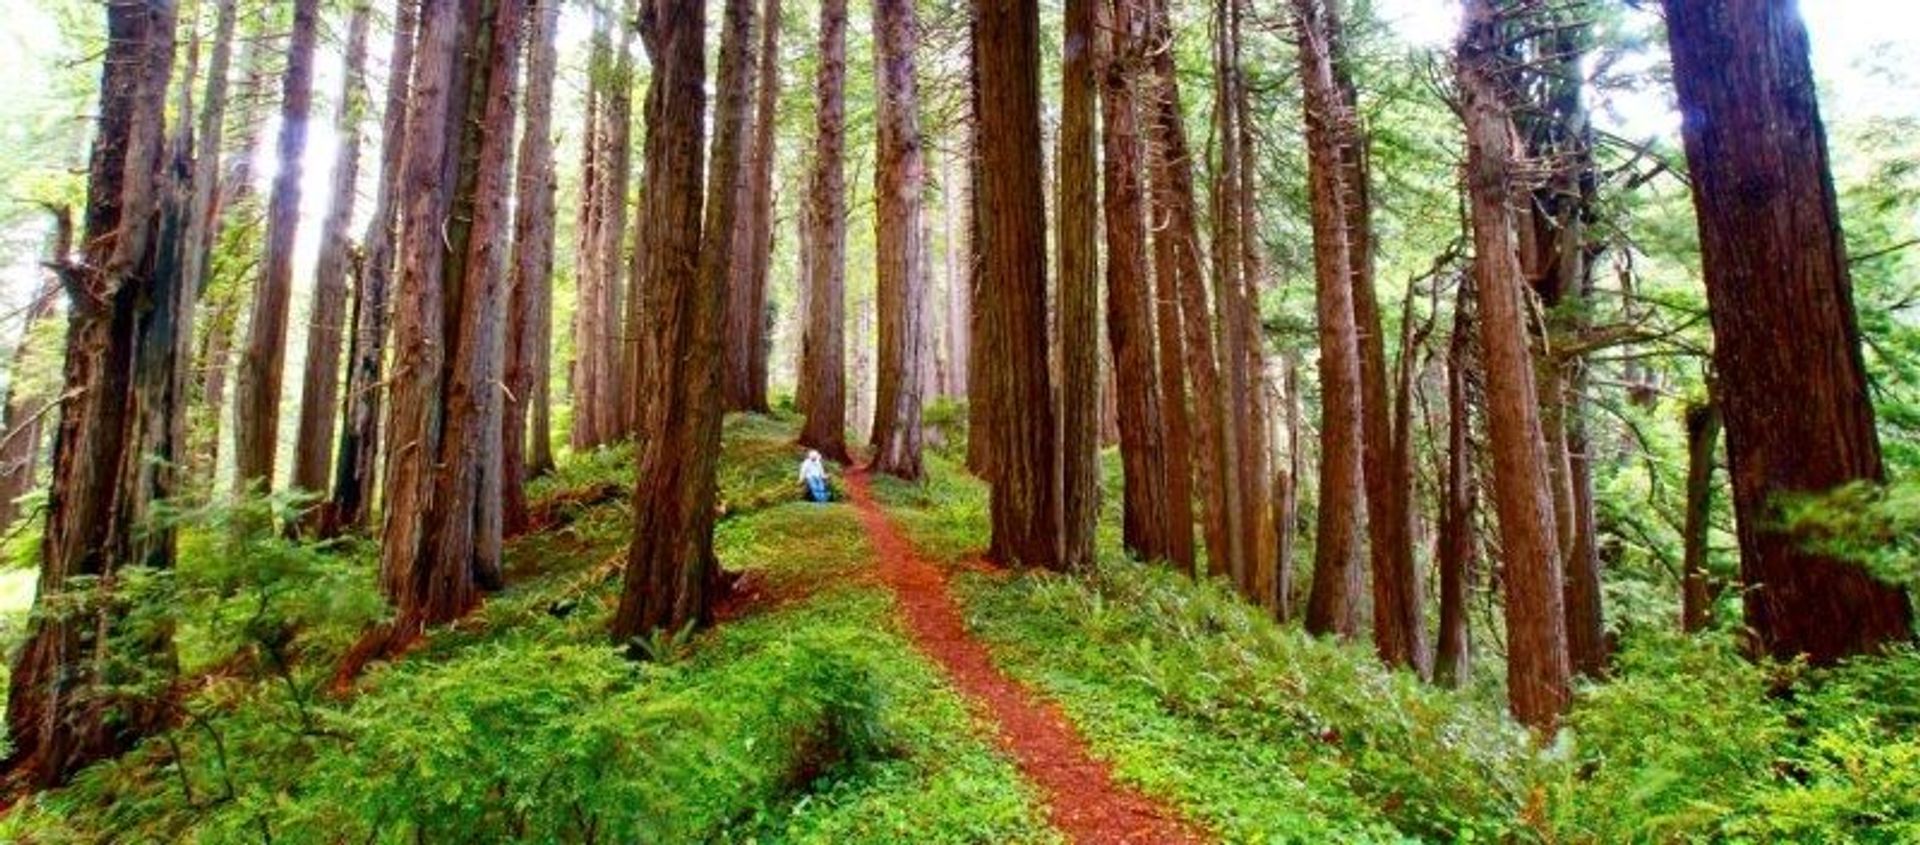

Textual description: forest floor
[843,469,1204,844]
[4,412,1914,843]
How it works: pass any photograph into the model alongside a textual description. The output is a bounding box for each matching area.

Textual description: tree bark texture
[1098,0,1171,564]
[724,0,782,413]
[799,0,851,463]
[505,0,564,535]
[6,0,183,788]
[292,3,372,523]
[1056,0,1100,567]
[1458,0,1571,732]
[870,0,930,480]
[975,0,1060,570]
[613,0,723,639]
[234,0,321,493]
[1662,0,1913,661]
[1294,0,1366,639]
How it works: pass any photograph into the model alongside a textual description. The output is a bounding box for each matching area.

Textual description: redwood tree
[1662,0,1913,661]
[1458,0,1571,731]
[1098,0,1172,563]
[1056,0,1099,567]
[1144,0,1228,579]
[975,0,1059,570]
[505,0,564,534]
[292,3,372,522]
[330,0,419,536]
[6,0,183,788]
[1293,0,1366,639]
[869,0,930,480]
[234,0,321,493]
[614,0,727,639]
[799,0,851,463]
[723,0,782,413]
[380,0,525,631]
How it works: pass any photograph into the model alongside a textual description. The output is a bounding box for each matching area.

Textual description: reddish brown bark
[328,0,418,536]
[234,0,321,493]
[613,0,725,639]
[1293,0,1366,639]
[1143,0,1228,580]
[1458,0,1571,731]
[1097,0,1171,564]
[381,0,523,630]
[1662,0,1913,662]
[976,0,1060,570]
[799,0,850,463]
[1207,0,1249,589]
[724,0,781,413]
[1056,0,1099,568]
[504,0,563,536]
[6,0,183,788]
[292,3,371,524]
[870,0,930,481]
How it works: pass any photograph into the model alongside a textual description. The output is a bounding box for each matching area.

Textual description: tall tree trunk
[976,0,1059,570]
[1208,0,1250,589]
[614,0,724,639]
[571,14,608,450]
[1435,286,1477,688]
[799,0,851,463]
[179,0,238,314]
[1144,0,1227,579]
[870,0,930,480]
[1056,0,1099,567]
[1097,0,1171,563]
[1662,0,1913,661]
[725,0,781,413]
[328,0,419,537]
[6,0,183,788]
[504,0,563,536]
[1319,0,1420,672]
[1513,12,1607,679]
[1457,0,1571,732]
[1293,0,1366,639]
[381,0,522,631]
[234,0,321,493]
[1681,399,1722,634]
[292,3,372,525]
[190,32,276,489]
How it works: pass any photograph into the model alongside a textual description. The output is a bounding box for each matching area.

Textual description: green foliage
[2,415,1052,844]
[1563,634,1920,843]
[1778,480,1920,587]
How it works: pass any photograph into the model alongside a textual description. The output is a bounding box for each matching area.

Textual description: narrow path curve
[844,470,1207,845]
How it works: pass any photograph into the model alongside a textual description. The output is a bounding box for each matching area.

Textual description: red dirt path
[844,471,1207,845]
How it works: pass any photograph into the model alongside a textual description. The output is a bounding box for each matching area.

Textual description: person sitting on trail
[799,450,831,503]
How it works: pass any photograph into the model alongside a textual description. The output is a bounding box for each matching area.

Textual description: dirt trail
[844,471,1207,845]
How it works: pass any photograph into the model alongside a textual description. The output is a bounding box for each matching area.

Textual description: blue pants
[806,477,830,503]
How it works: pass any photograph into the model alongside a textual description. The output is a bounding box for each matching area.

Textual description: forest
[0,0,1916,840]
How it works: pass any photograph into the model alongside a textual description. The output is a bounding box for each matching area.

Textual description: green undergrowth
[879,448,1920,843]
[2,414,1053,844]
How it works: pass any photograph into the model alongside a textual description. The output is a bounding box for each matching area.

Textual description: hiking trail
[843,470,1207,845]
